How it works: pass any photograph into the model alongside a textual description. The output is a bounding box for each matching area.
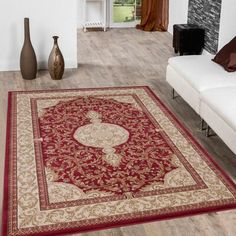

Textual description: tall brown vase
[20,18,37,80]
[48,36,65,80]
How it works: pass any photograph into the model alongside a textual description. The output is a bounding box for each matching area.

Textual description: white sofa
[166,54,236,154]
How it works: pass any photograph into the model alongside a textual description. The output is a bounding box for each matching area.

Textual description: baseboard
[65,59,78,69]
[0,58,78,72]
[0,60,20,72]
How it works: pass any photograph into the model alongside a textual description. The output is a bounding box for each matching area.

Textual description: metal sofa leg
[205,125,216,137]
[200,119,206,131]
[172,88,176,99]
[206,125,211,137]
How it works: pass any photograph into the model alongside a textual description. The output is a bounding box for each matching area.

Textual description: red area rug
[3,86,236,236]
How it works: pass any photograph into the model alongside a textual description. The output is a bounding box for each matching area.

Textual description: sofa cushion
[200,87,236,131]
[228,53,236,72]
[168,55,236,92]
[212,36,236,72]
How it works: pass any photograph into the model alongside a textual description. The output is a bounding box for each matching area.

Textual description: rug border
[2,92,13,236]
[2,86,236,236]
[4,85,149,94]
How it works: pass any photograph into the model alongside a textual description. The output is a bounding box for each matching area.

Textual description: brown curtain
[136,0,169,32]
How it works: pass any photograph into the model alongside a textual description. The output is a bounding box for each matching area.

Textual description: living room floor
[0,28,236,236]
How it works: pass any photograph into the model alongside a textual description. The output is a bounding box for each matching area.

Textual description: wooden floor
[0,28,236,236]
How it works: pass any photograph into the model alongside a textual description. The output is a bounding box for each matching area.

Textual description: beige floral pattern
[5,87,236,236]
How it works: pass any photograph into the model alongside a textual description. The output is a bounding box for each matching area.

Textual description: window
[111,0,141,27]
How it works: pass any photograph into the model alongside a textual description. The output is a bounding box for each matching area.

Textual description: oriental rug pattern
[3,86,236,236]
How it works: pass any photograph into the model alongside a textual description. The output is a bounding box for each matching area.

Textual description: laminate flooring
[0,28,235,236]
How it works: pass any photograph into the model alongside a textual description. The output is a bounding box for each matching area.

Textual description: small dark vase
[20,18,37,80]
[48,36,65,80]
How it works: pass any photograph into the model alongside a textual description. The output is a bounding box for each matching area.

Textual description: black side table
[173,24,205,56]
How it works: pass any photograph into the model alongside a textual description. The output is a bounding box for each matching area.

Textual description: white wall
[0,0,78,71]
[168,0,189,34]
[218,0,236,51]
[78,0,83,28]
